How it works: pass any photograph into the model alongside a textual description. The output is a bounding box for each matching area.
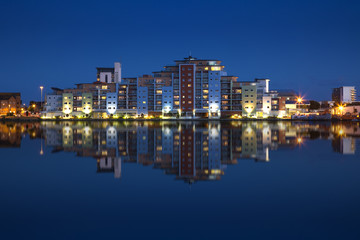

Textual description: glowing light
[297,97,303,103]
[297,137,302,144]
[338,129,344,136]
[83,108,91,114]
[211,66,221,71]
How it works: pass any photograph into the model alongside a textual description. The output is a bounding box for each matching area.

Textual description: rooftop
[0,93,21,100]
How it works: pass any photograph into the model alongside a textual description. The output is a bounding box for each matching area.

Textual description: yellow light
[297,137,302,144]
[338,106,344,111]
[297,97,302,103]
[211,66,221,71]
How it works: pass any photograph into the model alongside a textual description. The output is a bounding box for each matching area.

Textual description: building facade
[332,86,356,104]
[0,93,21,115]
[42,56,305,119]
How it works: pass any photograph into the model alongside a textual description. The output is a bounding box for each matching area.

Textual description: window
[211,66,221,71]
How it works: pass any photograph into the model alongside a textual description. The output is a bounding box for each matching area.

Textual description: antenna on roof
[189,50,192,57]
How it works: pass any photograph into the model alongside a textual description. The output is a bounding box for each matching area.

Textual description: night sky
[1,0,359,103]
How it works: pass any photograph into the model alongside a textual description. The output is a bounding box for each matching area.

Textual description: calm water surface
[0,121,360,239]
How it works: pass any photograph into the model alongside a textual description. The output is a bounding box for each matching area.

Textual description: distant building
[332,86,356,104]
[0,93,21,115]
[29,101,44,113]
[341,102,360,116]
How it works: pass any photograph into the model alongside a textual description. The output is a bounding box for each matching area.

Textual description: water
[0,121,360,239]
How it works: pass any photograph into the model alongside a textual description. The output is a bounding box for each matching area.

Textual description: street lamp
[40,86,44,111]
[338,105,344,115]
[296,96,303,114]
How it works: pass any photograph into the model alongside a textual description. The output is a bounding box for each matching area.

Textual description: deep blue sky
[1,0,359,103]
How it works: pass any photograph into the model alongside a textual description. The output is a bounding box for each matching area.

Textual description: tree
[309,100,321,110]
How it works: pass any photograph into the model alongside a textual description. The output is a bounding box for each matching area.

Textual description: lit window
[211,66,221,71]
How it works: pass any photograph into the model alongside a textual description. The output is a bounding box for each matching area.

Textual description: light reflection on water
[0,121,360,239]
[1,121,359,182]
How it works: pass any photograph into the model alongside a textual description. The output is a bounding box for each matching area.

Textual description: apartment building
[332,86,356,104]
[42,56,303,119]
[0,93,21,115]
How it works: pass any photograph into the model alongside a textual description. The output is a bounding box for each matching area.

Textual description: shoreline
[0,117,354,122]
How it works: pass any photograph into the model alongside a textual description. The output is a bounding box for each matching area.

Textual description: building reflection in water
[331,123,359,154]
[0,122,40,148]
[0,121,359,183]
